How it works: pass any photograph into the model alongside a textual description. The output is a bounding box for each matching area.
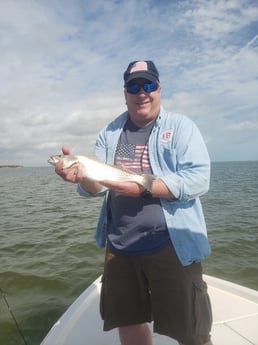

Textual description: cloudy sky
[1,0,258,166]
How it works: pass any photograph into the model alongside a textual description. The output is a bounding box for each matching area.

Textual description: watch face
[141,189,152,199]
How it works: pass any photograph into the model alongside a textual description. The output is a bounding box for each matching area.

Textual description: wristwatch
[140,188,153,199]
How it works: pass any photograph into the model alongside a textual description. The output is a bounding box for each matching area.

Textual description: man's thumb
[62,145,71,155]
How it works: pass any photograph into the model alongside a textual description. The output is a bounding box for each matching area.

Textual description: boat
[41,275,258,345]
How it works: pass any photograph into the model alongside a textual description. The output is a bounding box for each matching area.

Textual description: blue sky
[1,0,258,166]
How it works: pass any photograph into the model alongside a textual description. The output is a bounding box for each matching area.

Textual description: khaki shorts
[100,243,212,345]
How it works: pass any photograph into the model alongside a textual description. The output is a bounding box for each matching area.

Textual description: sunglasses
[126,82,159,94]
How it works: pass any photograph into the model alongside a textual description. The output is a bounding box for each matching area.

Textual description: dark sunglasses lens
[143,82,158,92]
[126,84,141,94]
[126,82,158,94]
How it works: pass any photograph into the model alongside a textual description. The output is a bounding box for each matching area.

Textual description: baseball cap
[124,60,159,85]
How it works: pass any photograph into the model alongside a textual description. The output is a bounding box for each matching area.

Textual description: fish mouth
[48,158,55,165]
[48,155,59,165]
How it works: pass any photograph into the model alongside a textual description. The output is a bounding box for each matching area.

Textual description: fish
[48,154,156,190]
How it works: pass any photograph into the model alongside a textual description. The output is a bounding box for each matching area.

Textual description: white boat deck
[205,275,258,345]
[41,275,258,345]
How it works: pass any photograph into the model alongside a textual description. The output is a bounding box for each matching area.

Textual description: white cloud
[0,0,257,165]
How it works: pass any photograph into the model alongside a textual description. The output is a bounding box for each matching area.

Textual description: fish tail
[142,174,156,190]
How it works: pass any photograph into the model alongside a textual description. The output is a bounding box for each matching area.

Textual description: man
[56,61,213,345]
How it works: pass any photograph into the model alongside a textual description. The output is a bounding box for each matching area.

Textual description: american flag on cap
[124,60,159,85]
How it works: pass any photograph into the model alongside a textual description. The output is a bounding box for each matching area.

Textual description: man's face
[124,78,161,127]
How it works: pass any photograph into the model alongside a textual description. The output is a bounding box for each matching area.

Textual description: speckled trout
[48,154,155,190]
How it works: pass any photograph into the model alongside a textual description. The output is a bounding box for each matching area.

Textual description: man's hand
[102,179,175,199]
[101,180,145,197]
[54,145,103,194]
[55,145,84,183]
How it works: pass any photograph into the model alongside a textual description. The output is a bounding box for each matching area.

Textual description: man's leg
[119,323,152,345]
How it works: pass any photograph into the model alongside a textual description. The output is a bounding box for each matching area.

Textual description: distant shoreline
[0,165,24,168]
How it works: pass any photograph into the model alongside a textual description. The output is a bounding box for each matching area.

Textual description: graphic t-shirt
[107,117,170,255]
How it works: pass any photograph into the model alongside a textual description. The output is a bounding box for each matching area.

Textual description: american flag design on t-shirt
[115,143,151,173]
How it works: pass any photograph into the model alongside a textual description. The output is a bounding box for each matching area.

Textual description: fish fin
[141,174,156,190]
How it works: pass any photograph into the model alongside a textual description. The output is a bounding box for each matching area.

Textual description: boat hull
[41,275,258,345]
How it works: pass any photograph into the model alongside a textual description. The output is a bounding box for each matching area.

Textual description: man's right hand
[55,145,84,183]
[54,145,103,194]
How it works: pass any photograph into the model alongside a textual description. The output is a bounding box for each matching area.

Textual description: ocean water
[0,161,257,345]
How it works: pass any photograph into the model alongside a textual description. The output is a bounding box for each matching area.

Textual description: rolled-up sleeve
[154,114,210,202]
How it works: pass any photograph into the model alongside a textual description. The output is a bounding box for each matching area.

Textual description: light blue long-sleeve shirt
[77,106,211,266]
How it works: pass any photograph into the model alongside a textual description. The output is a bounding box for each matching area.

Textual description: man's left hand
[101,180,145,197]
